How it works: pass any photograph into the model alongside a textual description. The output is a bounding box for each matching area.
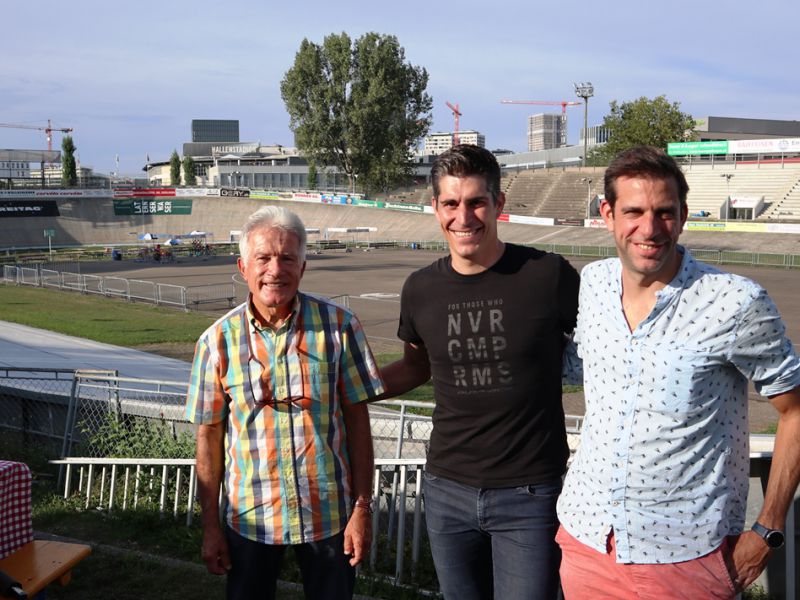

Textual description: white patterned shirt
[558,247,800,564]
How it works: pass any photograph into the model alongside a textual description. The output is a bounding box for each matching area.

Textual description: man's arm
[341,400,374,566]
[195,421,230,575]
[371,342,431,402]
[731,385,800,589]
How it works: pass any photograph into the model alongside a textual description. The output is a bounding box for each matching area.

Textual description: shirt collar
[245,293,301,360]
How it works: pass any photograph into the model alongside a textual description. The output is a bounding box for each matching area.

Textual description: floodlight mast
[574,82,594,167]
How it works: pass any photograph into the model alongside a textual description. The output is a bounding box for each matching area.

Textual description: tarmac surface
[5,245,800,431]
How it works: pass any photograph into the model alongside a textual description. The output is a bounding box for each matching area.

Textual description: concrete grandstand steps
[683,164,800,219]
[761,179,800,220]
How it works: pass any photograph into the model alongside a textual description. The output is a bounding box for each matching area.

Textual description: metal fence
[0,368,439,588]
[1,264,235,311]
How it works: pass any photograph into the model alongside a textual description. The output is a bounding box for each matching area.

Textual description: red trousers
[557,525,738,599]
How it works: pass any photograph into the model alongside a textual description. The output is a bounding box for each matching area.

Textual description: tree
[281,32,432,195]
[588,95,695,165]
[182,156,197,186]
[307,163,318,190]
[169,150,181,186]
[61,136,78,187]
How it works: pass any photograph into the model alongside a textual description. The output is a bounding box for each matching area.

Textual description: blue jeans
[225,527,355,600]
[423,472,562,600]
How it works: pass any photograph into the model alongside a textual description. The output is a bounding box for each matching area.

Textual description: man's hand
[728,532,771,591]
[343,507,372,567]
[201,522,232,575]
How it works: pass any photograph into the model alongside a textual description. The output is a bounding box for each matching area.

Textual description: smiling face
[238,226,306,325]
[432,174,506,274]
[601,175,687,287]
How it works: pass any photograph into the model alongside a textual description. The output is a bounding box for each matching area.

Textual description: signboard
[728,138,800,154]
[667,141,729,156]
[385,202,425,212]
[0,189,111,199]
[113,199,192,215]
[0,201,60,217]
[43,228,56,237]
[113,188,177,198]
[220,188,250,198]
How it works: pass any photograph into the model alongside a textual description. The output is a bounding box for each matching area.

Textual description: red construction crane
[445,101,462,146]
[0,119,74,151]
[500,99,582,114]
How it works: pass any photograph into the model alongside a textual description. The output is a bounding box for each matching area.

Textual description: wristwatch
[353,497,374,515]
[751,522,785,549]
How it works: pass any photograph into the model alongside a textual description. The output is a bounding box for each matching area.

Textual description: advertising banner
[385,202,425,212]
[175,187,217,197]
[685,221,726,231]
[292,192,322,203]
[220,188,250,198]
[583,218,606,228]
[508,214,555,226]
[0,189,111,199]
[351,199,384,208]
[667,141,729,156]
[728,138,800,154]
[250,190,283,200]
[113,199,192,215]
[0,200,60,217]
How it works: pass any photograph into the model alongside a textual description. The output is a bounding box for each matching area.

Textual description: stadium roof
[0,149,61,162]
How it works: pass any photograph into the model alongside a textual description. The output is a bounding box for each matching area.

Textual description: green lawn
[0,285,214,346]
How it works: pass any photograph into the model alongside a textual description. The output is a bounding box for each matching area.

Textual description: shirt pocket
[297,361,337,408]
[638,343,710,415]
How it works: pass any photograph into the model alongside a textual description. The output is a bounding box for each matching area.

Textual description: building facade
[528,113,566,151]
[579,125,610,148]
[693,116,800,141]
[423,130,485,155]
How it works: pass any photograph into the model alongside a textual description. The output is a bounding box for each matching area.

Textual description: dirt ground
[89,247,800,433]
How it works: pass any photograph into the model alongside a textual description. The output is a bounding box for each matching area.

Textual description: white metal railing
[50,456,430,586]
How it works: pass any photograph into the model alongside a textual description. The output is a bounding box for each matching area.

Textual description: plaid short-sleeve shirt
[185,292,384,545]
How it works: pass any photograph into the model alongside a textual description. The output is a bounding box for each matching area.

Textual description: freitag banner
[113,199,192,215]
[0,200,60,217]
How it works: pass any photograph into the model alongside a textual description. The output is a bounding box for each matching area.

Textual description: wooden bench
[0,540,91,597]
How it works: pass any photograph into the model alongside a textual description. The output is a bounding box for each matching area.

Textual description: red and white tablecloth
[0,460,33,559]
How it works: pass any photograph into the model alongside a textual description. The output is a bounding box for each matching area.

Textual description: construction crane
[500,99,582,114]
[0,119,74,151]
[445,101,462,146]
[501,99,582,147]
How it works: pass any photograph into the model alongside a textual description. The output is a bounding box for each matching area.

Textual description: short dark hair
[431,144,501,203]
[604,146,689,211]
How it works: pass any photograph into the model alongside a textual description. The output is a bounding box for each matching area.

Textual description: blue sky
[2,0,798,176]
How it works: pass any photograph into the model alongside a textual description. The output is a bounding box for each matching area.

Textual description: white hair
[239,205,307,263]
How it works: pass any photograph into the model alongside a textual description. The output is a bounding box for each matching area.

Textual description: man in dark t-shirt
[378,145,579,599]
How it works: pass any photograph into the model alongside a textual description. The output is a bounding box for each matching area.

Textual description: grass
[0,285,214,346]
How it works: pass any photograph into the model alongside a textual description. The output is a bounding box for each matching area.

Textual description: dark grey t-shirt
[398,243,579,487]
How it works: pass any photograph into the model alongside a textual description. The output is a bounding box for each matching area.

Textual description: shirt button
[612,501,619,507]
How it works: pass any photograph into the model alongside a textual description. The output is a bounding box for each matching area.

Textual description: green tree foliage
[182,156,196,186]
[307,163,318,190]
[169,150,181,186]
[589,95,695,165]
[61,135,78,187]
[281,32,432,195]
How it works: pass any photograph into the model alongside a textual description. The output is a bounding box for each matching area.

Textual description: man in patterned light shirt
[557,146,800,599]
[186,205,384,600]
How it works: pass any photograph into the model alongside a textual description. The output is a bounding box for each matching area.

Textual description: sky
[2,0,799,177]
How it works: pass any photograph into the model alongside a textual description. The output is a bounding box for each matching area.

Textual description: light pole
[581,177,593,218]
[574,82,594,168]
[721,173,734,221]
